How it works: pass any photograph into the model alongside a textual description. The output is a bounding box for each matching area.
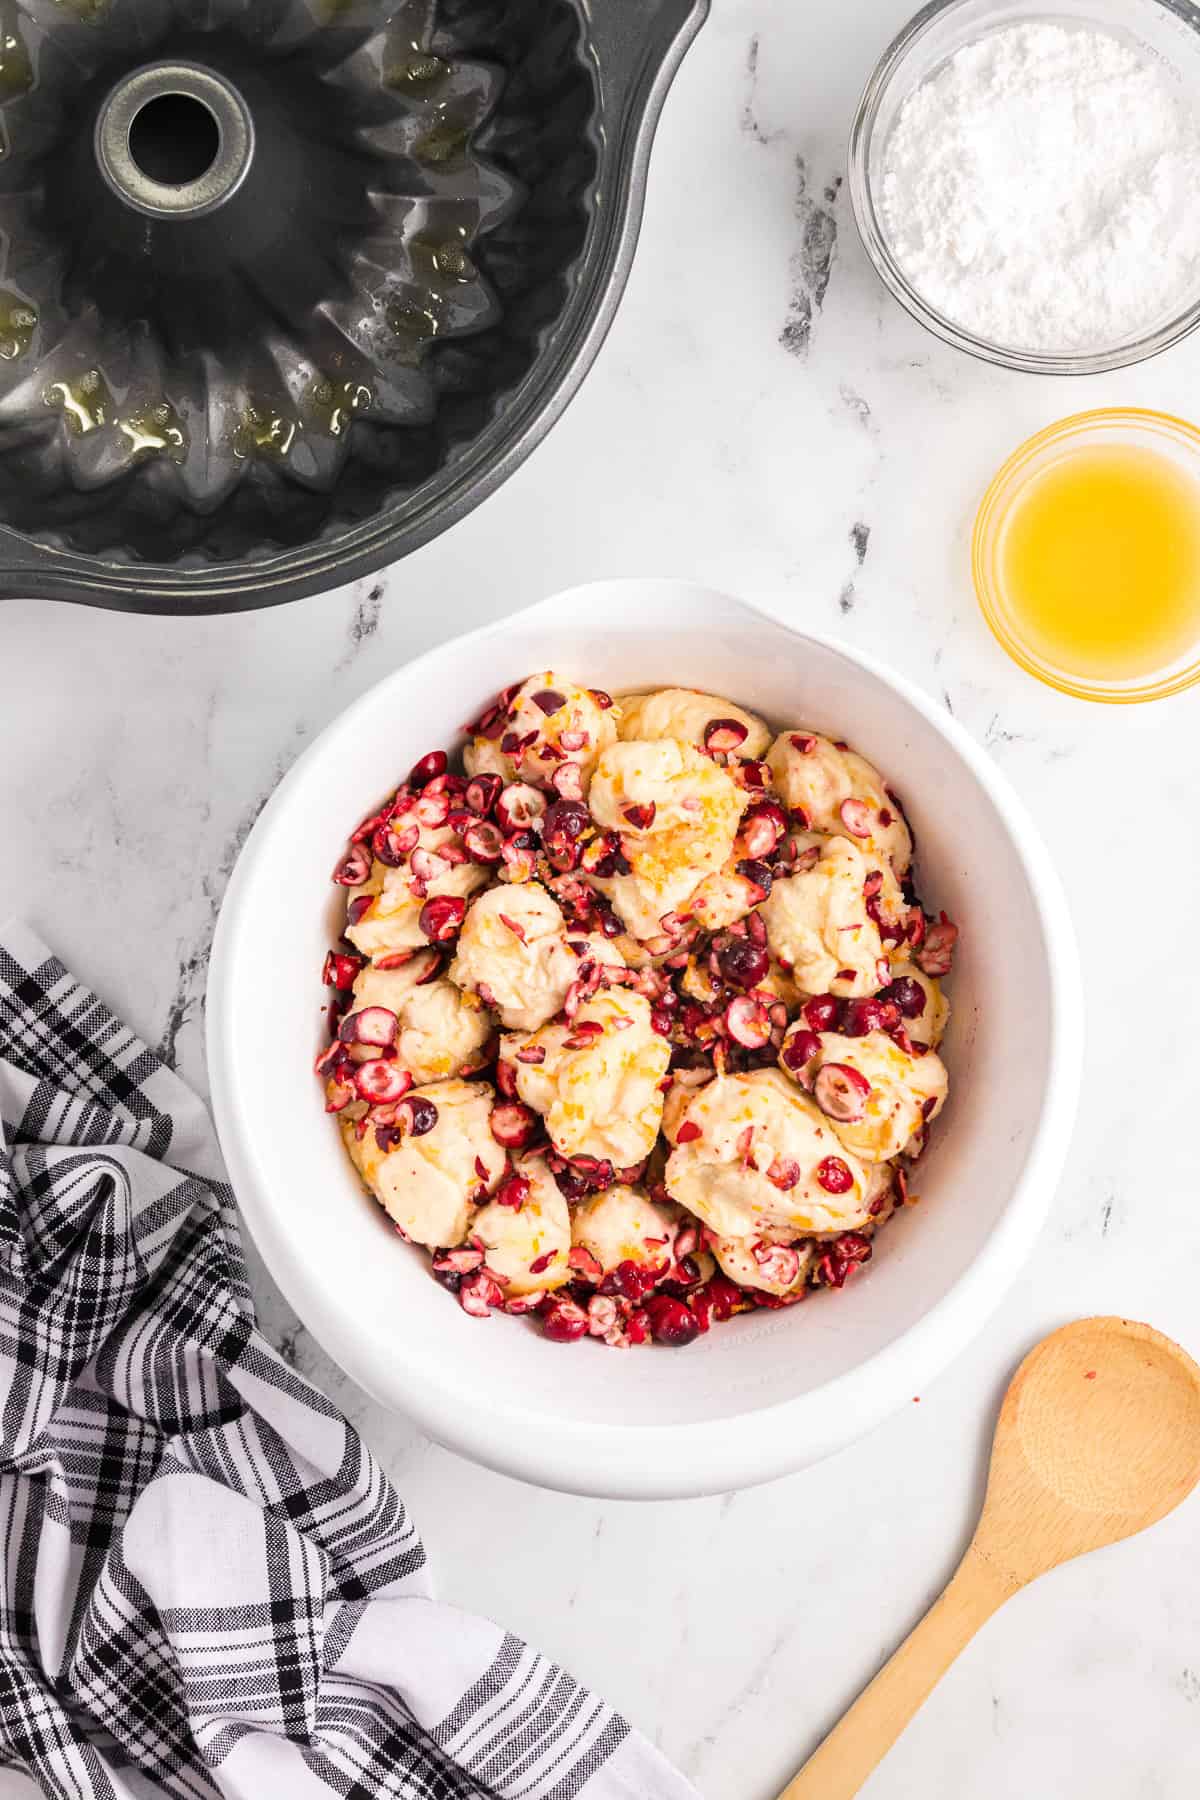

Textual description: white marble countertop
[3,2,1200,1795]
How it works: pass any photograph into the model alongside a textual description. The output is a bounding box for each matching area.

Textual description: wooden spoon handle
[776,1545,1013,1800]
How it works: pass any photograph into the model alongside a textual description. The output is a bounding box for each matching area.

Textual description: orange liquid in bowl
[997,442,1200,681]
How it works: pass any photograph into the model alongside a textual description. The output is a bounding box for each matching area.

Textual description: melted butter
[233,405,298,460]
[0,5,33,104]
[0,292,36,360]
[308,377,372,438]
[118,400,187,462]
[413,115,470,166]
[44,368,112,434]
[387,298,442,365]
[386,44,453,91]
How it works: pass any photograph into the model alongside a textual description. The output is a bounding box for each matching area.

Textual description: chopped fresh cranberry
[880,976,926,1019]
[462,819,504,863]
[338,1006,397,1047]
[542,798,589,872]
[419,895,466,943]
[408,750,447,789]
[500,840,537,882]
[839,797,872,838]
[414,789,451,829]
[717,938,770,989]
[703,718,749,754]
[322,950,363,990]
[399,1095,439,1137]
[803,995,841,1032]
[766,1156,802,1192]
[839,997,887,1037]
[726,995,772,1049]
[490,1101,537,1150]
[675,1119,702,1145]
[599,1259,661,1302]
[816,1156,854,1195]
[736,858,773,898]
[432,1247,484,1275]
[465,773,502,817]
[621,801,657,831]
[494,1169,531,1210]
[753,1242,800,1285]
[459,1269,504,1317]
[324,1075,356,1113]
[643,1294,700,1346]
[354,1061,413,1104]
[332,842,373,886]
[788,733,817,754]
[740,801,787,859]
[530,688,565,715]
[781,1027,821,1076]
[916,913,958,977]
[496,783,547,833]
[550,762,584,801]
[814,1061,872,1122]
[541,1296,591,1342]
[567,1246,604,1282]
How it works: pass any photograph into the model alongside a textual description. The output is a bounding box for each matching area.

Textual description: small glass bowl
[972,408,1200,702]
[848,0,1200,374]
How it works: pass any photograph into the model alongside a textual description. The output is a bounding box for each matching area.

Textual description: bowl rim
[847,0,1200,376]
[207,579,1084,1498]
[972,406,1200,702]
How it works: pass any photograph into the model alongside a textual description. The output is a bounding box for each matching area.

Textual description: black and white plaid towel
[0,923,697,1800]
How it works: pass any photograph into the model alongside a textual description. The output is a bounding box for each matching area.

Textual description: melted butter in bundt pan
[0,0,707,610]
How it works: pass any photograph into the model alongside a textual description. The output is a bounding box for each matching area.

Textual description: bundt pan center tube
[0,0,708,613]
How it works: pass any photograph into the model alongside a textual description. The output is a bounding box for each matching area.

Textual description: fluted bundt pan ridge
[0,0,708,610]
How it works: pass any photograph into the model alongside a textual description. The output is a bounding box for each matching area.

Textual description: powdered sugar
[879,22,1200,353]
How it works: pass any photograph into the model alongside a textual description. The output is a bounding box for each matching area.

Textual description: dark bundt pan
[0,0,707,612]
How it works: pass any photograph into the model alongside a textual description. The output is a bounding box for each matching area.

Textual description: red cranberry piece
[496,1058,519,1099]
[599,1259,661,1302]
[717,938,770,990]
[465,773,503,817]
[753,1242,800,1283]
[495,1169,531,1209]
[550,762,584,801]
[541,1296,591,1342]
[322,950,363,990]
[736,858,773,897]
[496,783,547,833]
[420,895,466,943]
[916,913,958,977]
[323,1074,355,1113]
[409,750,447,789]
[643,1294,700,1346]
[765,1158,802,1193]
[400,1095,439,1137]
[703,718,749,754]
[346,894,374,927]
[463,819,504,864]
[530,688,566,715]
[803,995,841,1032]
[542,798,590,872]
[354,1061,413,1105]
[726,995,772,1049]
[338,1006,397,1047]
[740,801,787,860]
[414,790,451,829]
[675,1119,702,1145]
[814,1061,872,1123]
[500,840,537,882]
[789,733,817,754]
[840,997,886,1037]
[458,1269,503,1318]
[880,976,926,1019]
[839,798,872,839]
[622,801,657,831]
[411,846,450,885]
[816,1156,854,1195]
[490,1101,538,1150]
[332,842,373,886]
[781,1027,821,1077]
[568,1246,604,1282]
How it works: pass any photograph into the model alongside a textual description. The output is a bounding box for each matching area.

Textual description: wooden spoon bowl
[779,1318,1200,1800]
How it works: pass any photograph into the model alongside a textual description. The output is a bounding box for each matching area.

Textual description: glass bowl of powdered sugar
[849,0,1200,372]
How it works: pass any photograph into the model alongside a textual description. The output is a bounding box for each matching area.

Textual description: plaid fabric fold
[0,924,695,1800]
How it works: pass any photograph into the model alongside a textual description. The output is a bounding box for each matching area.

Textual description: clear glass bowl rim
[847,0,1200,376]
[972,406,1200,702]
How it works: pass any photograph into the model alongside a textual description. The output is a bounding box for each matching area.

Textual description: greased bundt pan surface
[0,0,707,611]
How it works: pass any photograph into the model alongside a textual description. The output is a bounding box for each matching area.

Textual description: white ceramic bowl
[208,580,1082,1499]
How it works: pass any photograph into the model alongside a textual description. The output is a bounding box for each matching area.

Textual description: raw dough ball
[617,688,770,758]
[664,1068,871,1239]
[800,1031,948,1163]
[504,988,670,1168]
[571,1184,676,1272]
[760,835,886,997]
[470,1156,572,1295]
[344,1079,504,1247]
[464,672,617,795]
[450,881,624,1031]
[767,731,912,875]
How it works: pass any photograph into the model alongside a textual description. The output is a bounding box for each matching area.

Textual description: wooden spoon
[778,1318,1200,1800]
